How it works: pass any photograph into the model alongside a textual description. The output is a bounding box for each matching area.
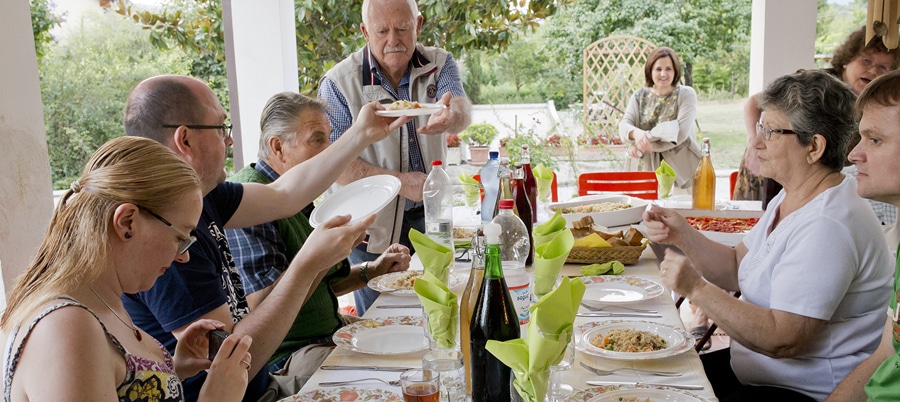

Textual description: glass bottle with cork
[459,228,484,399]
[692,137,716,210]
[511,162,534,267]
[520,145,538,223]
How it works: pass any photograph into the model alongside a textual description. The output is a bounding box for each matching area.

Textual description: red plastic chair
[729,171,738,200]
[577,171,658,199]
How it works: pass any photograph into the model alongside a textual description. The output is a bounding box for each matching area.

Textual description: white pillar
[222,0,300,169]
[748,0,819,94]
[0,0,54,301]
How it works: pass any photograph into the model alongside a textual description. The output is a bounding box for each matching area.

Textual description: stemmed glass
[546,329,575,402]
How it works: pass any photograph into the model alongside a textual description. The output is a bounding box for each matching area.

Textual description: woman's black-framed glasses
[756,122,800,141]
[136,205,197,255]
[162,124,233,139]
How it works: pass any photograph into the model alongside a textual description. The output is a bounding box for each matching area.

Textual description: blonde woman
[1,137,251,402]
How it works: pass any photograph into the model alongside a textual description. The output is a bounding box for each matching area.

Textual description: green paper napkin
[533,209,568,246]
[408,229,453,284]
[486,278,586,402]
[534,164,554,202]
[580,260,625,276]
[459,172,481,207]
[655,160,677,199]
[533,228,575,298]
[414,271,459,349]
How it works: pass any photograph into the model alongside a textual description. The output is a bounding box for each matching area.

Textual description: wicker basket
[566,243,648,265]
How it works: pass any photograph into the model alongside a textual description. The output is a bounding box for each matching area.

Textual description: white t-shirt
[731,176,893,400]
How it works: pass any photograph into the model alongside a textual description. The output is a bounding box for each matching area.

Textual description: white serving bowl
[547,194,648,228]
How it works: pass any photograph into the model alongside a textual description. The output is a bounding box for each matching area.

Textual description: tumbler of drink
[401,369,440,402]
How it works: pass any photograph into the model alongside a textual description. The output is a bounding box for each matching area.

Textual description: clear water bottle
[424,160,454,254]
[480,151,500,222]
[491,199,531,331]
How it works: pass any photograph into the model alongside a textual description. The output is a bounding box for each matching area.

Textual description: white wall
[0,0,54,302]
[748,0,819,94]
[223,0,300,169]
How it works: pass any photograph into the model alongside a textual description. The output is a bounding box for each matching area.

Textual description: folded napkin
[486,278,586,402]
[408,229,453,284]
[459,172,481,207]
[533,228,575,298]
[532,209,568,246]
[580,260,625,276]
[533,164,554,203]
[414,271,459,349]
[655,160,677,199]
[650,120,679,143]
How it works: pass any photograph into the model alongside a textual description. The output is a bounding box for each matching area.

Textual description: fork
[579,301,657,314]
[580,362,681,377]
[318,378,401,387]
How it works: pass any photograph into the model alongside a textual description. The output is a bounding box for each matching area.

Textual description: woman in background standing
[619,46,701,191]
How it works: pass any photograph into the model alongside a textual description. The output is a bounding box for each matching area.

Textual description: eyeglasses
[756,122,801,141]
[136,205,197,255]
[858,56,890,76]
[161,124,233,139]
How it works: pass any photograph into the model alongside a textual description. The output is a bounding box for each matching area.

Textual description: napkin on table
[533,164,554,203]
[414,271,459,349]
[486,277,586,402]
[655,159,677,199]
[408,229,453,284]
[580,260,625,276]
[532,209,575,298]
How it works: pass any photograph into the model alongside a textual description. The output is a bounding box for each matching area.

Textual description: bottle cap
[483,222,501,244]
[499,199,514,209]
[489,151,499,159]
[431,160,443,166]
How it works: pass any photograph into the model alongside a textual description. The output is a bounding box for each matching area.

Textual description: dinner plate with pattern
[368,270,467,296]
[576,320,693,361]
[568,384,712,402]
[332,315,428,355]
[580,276,665,305]
[281,387,401,402]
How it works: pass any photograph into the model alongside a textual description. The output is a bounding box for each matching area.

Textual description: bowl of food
[548,194,648,228]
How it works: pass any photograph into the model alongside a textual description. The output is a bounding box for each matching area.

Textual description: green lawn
[696,98,750,171]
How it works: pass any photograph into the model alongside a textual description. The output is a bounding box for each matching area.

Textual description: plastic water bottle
[480,151,500,222]
[423,160,454,254]
[491,199,531,331]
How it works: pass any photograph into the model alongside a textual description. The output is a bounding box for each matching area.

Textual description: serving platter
[547,194,648,227]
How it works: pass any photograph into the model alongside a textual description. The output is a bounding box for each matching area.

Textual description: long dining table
[292,242,720,401]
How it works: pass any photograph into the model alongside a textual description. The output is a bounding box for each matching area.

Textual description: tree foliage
[40,10,188,188]
[115,0,569,95]
[30,0,63,59]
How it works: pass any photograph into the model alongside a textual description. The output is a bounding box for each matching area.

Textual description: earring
[124,232,132,239]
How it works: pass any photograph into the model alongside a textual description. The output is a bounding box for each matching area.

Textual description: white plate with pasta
[368,270,466,296]
[375,101,445,117]
[577,320,693,361]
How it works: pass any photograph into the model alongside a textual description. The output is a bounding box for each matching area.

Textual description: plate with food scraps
[570,384,712,402]
[576,320,693,361]
[580,276,664,305]
[283,387,402,402]
[547,194,648,227]
[332,315,428,355]
[368,270,467,296]
[375,101,446,117]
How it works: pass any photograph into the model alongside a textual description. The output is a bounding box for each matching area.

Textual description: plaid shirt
[319,46,465,210]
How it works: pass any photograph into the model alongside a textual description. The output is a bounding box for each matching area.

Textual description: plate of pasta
[368,270,466,296]
[577,320,693,361]
[376,101,446,117]
[570,384,712,402]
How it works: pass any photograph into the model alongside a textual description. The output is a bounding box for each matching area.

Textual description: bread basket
[566,242,648,265]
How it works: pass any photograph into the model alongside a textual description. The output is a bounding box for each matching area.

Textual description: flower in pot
[460,123,498,165]
[446,133,461,148]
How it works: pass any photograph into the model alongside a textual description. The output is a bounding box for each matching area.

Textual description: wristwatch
[359,261,370,283]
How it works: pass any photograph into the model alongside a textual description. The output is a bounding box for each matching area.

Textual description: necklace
[88,286,142,341]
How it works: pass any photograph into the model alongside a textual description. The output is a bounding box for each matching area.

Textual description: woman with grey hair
[641,70,893,401]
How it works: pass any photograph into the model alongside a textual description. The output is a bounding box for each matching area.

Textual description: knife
[376,304,421,309]
[576,312,662,318]
[320,365,415,372]
[586,381,704,390]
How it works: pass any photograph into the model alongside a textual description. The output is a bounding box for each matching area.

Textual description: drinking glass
[423,349,466,402]
[422,308,460,351]
[401,369,440,402]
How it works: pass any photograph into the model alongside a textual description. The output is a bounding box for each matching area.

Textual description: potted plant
[445,133,462,165]
[460,122,498,165]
